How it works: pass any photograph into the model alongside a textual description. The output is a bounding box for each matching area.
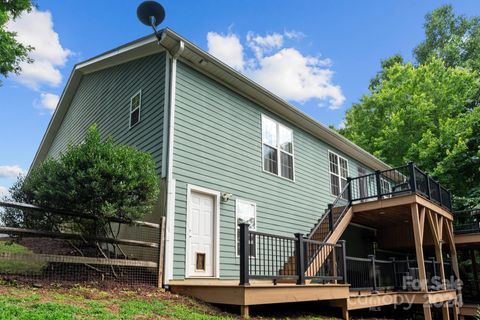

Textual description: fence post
[295,233,305,285]
[375,171,382,199]
[408,161,417,193]
[239,223,250,286]
[347,177,352,202]
[369,254,378,292]
[390,257,397,288]
[339,240,347,284]
[426,173,431,199]
[328,204,334,231]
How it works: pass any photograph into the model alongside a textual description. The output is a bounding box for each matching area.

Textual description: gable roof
[31,28,391,172]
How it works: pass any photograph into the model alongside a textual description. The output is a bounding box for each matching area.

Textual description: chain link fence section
[0,201,165,288]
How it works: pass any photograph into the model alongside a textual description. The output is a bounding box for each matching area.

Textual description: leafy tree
[340,58,480,208]
[340,5,480,209]
[414,5,480,71]
[5,125,160,237]
[0,0,33,86]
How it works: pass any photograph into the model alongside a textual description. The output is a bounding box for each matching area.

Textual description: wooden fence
[0,201,165,287]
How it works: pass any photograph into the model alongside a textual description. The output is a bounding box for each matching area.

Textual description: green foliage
[414,5,480,71]
[0,0,33,86]
[340,5,480,209]
[6,125,160,236]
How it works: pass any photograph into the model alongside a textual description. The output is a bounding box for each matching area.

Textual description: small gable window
[261,115,294,180]
[130,91,142,128]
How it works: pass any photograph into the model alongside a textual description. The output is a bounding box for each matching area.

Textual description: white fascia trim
[76,35,157,70]
[163,39,185,285]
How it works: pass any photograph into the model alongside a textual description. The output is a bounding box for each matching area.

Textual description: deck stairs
[280,183,354,277]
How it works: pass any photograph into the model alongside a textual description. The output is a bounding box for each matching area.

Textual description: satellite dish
[137,1,165,28]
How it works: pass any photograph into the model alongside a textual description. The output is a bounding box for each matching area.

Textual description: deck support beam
[411,203,428,292]
[426,209,446,289]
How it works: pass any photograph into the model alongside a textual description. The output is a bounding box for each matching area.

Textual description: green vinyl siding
[172,61,373,279]
[47,53,166,175]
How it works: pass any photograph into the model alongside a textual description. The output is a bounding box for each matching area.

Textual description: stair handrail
[308,182,352,240]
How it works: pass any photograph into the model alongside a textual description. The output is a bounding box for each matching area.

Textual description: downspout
[159,32,184,287]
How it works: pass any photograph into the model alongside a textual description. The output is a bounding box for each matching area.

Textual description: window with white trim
[329,151,348,197]
[129,91,141,128]
[236,199,256,256]
[261,115,294,180]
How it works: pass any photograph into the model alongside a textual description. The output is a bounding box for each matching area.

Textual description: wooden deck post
[442,302,450,320]
[411,203,428,292]
[341,305,349,320]
[423,304,433,320]
[452,301,459,320]
[444,220,460,279]
[240,305,249,319]
[426,209,446,289]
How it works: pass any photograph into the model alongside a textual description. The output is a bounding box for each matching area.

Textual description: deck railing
[454,209,480,234]
[346,255,454,291]
[239,223,346,285]
[349,162,453,211]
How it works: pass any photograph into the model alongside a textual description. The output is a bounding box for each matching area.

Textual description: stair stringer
[305,207,353,276]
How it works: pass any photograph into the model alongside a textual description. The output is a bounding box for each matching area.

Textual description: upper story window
[261,115,294,180]
[329,151,348,196]
[129,90,142,128]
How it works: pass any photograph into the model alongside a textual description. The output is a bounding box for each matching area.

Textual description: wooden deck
[455,233,480,247]
[169,194,460,319]
[169,279,459,319]
[169,279,350,306]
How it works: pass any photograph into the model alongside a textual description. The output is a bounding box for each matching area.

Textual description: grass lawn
[0,241,46,274]
[0,283,338,319]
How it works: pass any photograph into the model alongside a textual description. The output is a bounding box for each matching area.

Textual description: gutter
[161,31,184,286]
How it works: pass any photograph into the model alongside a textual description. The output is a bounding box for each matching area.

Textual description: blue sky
[1,0,480,195]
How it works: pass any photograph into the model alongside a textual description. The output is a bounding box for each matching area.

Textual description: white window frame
[328,150,349,197]
[235,198,257,257]
[261,115,295,181]
[129,90,142,129]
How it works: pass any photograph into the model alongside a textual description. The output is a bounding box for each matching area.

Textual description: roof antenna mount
[136,1,166,41]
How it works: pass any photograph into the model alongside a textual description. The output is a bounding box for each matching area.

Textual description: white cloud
[36,92,59,113]
[207,30,345,109]
[338,119,346,130]
[6,8,71,90]
[0,165,24,179]
[0,186,8,198]
[284,30,306,40]
[207,32,244,71]
[247,32,284,59]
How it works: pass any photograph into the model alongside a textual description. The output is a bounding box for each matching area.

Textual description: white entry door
[187,191,215,277]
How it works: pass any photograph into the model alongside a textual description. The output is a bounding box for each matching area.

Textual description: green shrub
[3,125,160,237]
